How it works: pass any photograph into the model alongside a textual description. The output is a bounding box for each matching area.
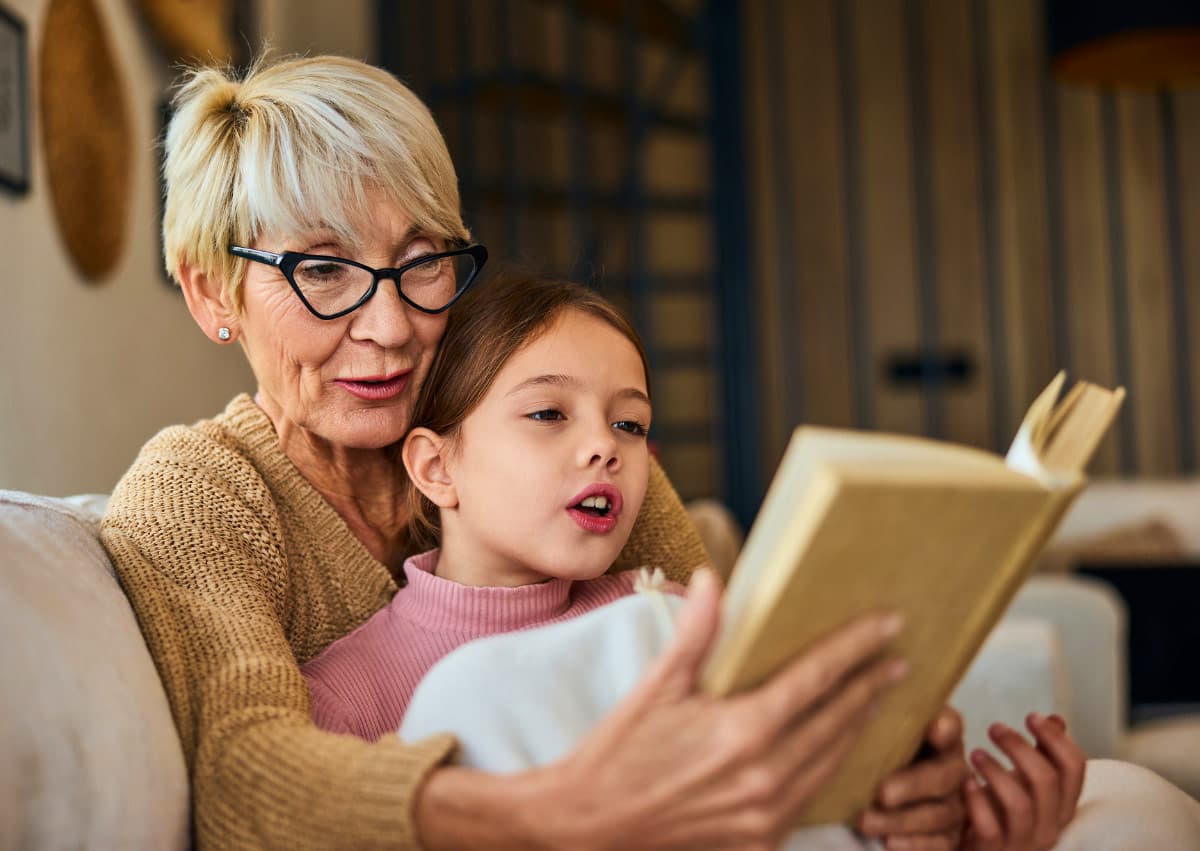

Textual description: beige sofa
[0,491,188,850]
[1039,480,1200,799]
[3,488,1198,849]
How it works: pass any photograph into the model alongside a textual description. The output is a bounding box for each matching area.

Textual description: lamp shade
[1048,0,1200,87]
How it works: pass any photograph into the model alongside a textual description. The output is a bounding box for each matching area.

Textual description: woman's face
[239,195,449,450]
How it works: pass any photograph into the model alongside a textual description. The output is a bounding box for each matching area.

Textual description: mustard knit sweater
[100,394,708,851]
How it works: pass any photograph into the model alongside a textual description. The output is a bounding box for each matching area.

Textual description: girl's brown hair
[404,273,650,552]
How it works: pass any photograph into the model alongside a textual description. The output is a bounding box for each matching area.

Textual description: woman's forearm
[414,763,587,851]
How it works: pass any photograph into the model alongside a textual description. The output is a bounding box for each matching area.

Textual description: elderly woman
[100,54,982,850]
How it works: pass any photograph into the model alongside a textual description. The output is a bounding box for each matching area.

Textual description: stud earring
[217,327,231,342]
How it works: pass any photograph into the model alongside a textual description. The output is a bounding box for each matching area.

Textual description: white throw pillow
[400,585,877,850]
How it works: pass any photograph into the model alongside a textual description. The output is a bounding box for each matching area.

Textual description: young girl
[302,274,1087,851]
[301,273,680,741]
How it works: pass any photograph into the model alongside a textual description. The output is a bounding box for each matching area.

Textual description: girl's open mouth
[566,485,622,533]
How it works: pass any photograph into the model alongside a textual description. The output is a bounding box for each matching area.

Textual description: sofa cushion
[1123,715,1200,801]
[0,491,188,850]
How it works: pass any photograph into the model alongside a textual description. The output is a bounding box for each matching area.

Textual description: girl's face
[439,309,652,587]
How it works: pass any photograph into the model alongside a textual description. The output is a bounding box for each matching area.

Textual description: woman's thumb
[644,566,723,697]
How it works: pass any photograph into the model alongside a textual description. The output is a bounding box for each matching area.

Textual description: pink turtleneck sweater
[301,550,683,742]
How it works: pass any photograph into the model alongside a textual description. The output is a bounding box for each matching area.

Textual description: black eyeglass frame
[227,243,489,320]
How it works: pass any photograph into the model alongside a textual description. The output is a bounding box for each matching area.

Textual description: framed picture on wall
[0,5,29,195]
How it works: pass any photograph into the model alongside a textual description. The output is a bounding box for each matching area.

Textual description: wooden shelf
[536,0,695,50]
[427,71,706,133]
[475,182,708,213]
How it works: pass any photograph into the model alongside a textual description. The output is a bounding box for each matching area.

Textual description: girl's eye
[528,409,565,422]
[613,420,649,437]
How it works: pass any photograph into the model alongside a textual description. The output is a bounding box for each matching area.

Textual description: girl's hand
[963,713,1087,851]
[856,706,970,850]
[414,567,911,850]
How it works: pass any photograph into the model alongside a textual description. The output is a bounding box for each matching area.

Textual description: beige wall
[0,1,382,497]
[258,0,376,63]
[0,0,256,496]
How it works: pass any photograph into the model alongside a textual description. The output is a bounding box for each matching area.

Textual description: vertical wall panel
[922,0,993,450]
[433,2,460,85]
[467,0,498,75]
[1177,92,1200,473]
[742,0,789,473]
[986,0,1056,432]
[1117,93,1181,474]
[852,0,923,435]
[1161,93,1196,473]
[781,0,855,433]
[738,0,1194,483]
[1056,87,1122,474]
[745,0,857,478]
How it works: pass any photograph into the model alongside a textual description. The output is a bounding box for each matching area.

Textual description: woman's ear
[403,428,458,509]
[177,260,240,344]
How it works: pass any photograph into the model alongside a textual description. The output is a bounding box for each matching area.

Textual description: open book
[700,372,1125,826]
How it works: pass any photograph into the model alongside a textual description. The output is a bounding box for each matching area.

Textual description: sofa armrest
[0,491,188,850]
[952,616,1071,759]
[1006,574,1126,759]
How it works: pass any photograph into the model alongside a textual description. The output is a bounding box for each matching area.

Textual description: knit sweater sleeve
[101,427,455,850]
[615,455,709,586]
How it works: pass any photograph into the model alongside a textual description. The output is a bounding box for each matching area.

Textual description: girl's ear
[177,260,241,344]
[403,427,459,509]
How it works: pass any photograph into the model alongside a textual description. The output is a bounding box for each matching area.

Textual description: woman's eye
[528,409,565,422]
[400,238,440,263]
[613,420,649,437]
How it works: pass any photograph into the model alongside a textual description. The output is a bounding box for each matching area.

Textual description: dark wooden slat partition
[1057,87,1123,475]
[1178,91,1200,476]
[924,0,994,452]
[745,0,1200,487]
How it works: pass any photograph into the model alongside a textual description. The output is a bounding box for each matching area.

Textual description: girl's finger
[858,796,964,838]
[883,833,958,850]
[989,722,1061,846]
[970,748,1035,847]
[1027,712,1087,827]
[925,706,965,753]
[874,746,971,811]
[963,776,1004,851]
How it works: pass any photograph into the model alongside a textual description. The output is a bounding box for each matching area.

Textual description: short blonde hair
[162,54,469,307]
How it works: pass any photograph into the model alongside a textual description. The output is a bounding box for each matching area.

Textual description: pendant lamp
[1048,0,1200,87]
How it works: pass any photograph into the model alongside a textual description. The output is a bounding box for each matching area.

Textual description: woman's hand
[414,567,910,850]
[856,706,970,850]
[962,713,1087,851]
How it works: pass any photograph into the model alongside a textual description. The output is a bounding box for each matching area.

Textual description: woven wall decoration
[134,0,233,66]
[40,0,132,281]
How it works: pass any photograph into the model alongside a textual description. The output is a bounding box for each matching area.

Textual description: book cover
[700,372,1124,825]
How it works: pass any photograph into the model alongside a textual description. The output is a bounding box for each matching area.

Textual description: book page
[1040,384,1126,473]
[1006,372,1125,478]
[1006,372,1067,484]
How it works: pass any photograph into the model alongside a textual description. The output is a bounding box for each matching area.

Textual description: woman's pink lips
[334,371,411,401]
